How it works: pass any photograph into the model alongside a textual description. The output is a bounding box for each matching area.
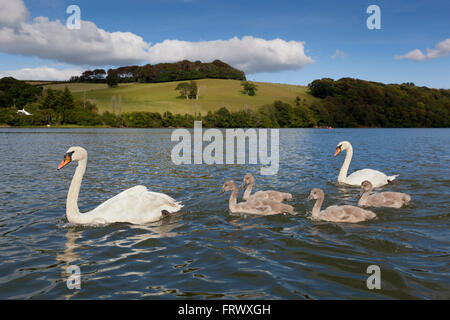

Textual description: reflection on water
[54,216,184,299]
[56,229,81,300]
[0,128,449,299]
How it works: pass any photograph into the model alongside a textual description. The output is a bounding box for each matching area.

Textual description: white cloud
[147,37,314,73]
[0,66,83,81]
[0,0,313,74]
[331,49,347,59]
[0,17,152,66]
[395,38,450,61]
[0,0,28,27]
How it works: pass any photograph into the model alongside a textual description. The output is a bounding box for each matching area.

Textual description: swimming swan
[334,141,398,188]
[57,146,182,225]
[358,180,411,208]
[308,188,376,223]
[242,173,292,202]
[222,180,295,215]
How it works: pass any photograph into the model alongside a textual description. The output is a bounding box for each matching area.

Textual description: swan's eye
[65,151,75,159]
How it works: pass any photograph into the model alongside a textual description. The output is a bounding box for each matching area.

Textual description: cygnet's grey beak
[359,189,364,197]
[307,194,313,201]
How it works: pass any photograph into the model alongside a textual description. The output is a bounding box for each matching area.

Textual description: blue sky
[0,0,449,88]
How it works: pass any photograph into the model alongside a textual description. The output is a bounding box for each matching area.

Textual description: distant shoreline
[1,125,448,129]
[3,77,449,128]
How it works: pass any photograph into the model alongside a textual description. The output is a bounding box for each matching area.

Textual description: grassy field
[44,79,317,114]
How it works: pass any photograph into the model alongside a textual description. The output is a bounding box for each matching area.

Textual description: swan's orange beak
[58,156,71,170]
[334,147,341,157]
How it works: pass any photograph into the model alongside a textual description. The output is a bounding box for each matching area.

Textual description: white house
[17,108,32,116]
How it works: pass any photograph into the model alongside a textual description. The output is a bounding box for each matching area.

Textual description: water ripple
[0,128,449,299]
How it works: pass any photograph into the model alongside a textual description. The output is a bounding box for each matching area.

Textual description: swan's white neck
[312,197,323,218]
[243,183,253,200]
[338,145,353,183]
[66,159,87,224]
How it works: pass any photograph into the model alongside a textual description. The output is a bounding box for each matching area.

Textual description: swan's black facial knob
[65,151,75,159]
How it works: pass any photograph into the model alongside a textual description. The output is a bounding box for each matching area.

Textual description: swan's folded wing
[246,203,271,214]
[255,205,272,213]
[91,186,182,215]
[343,205,375,221]
[321,205,351,221]
[346,169,390,187]
[334,206,353,221]
[142,190,183,212]
[145,191,179,205]
[251,190,290,202]
[249,191,270,201]
[241,198,272,214]
[90,186,149,212]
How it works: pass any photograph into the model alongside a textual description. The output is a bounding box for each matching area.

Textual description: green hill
[45,79,317,115]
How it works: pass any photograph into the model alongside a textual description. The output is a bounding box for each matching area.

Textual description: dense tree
[57,87,75,124]
[188,81,198,99]
[70,60,246,84]
[241,81,258,96]
[0,77,42,108]
[175,81,199,99]
[0,90,9,107]
[272,101,294,126]
[214,107,233,127]
[122,112,162,128]
[40,88,58,110]
[308,77,450,127]
[0,80,105,127]
[175,83,190,99]
[106,72,119,87]
[101,111,120,127]
[308,78,336,98]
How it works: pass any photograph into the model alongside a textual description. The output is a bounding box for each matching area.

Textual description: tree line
[308,78,450,127]
[69,60,246,84]
[1,76,449,128]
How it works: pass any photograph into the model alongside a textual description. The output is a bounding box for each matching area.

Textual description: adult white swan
[334,141,398,188]
[57,146,182,225]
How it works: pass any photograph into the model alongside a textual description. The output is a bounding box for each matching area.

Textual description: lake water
[0,128,449,299]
